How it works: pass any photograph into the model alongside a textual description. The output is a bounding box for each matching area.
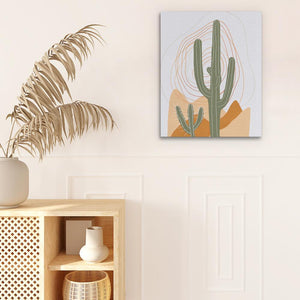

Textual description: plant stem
[5,120,16,158]
[0,143,6,157]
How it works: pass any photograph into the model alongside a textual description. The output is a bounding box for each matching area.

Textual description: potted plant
[0,24,115,208]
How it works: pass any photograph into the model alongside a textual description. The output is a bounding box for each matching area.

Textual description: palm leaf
[6,24,115,159]
[8,24,103,121]
[11,101,114,159]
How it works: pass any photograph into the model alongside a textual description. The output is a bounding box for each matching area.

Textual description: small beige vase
[79,226,109,263]
[0,157,29,208]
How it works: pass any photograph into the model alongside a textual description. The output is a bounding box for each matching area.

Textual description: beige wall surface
[0,0,299,299]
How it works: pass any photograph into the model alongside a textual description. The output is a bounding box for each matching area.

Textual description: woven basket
[63,271,111,300]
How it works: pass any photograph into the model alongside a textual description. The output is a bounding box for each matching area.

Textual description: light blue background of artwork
[160,11,262,137]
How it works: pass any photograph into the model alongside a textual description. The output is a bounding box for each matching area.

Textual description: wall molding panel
[206,193,245,291]
[21,154,300,159]
[187,175,262,300]
[66,173,144,300]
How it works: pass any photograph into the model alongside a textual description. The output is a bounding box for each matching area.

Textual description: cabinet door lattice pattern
[0,217,40,300]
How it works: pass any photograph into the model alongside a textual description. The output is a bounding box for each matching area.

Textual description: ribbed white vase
[0,157,29,208]
[79,226,109,263]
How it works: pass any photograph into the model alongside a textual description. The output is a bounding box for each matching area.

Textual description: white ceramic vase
[0,157,29,209]
[79,226,109,263]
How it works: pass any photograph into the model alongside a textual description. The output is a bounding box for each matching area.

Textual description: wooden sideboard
[0,199,125,300]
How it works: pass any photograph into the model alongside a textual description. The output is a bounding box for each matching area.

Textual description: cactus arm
[187,104,195,136]
[194,107,204,129]
[219,57,235,109]
[194,39,210,98]
[176,106,191,135]
[211,20,221,77]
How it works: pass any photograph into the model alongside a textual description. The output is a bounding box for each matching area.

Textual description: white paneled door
[188,175,262,300]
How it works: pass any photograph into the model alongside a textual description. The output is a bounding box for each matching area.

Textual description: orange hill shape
[168,89,250,137]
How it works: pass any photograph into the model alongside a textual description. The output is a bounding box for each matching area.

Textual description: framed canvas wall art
[160,11,262,137]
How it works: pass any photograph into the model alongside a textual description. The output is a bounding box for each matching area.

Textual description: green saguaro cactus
[194,20,235,137]
[176,104,203,137]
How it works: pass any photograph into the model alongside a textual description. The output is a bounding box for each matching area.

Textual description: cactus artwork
[176,104,203,137]
[194,20,235,137]
[160,12,262,137]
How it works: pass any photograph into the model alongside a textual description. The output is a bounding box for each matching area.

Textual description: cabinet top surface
[0,199,125,216]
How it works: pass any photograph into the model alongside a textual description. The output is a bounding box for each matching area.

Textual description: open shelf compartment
[43,215,115,299]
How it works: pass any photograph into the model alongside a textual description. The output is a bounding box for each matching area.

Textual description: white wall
[0,0,300,299]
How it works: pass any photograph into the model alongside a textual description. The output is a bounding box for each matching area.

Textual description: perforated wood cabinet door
[0,217,40,300]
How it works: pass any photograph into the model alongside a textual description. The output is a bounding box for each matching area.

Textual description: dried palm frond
[10,101,114,159]
[5,24,114,159]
